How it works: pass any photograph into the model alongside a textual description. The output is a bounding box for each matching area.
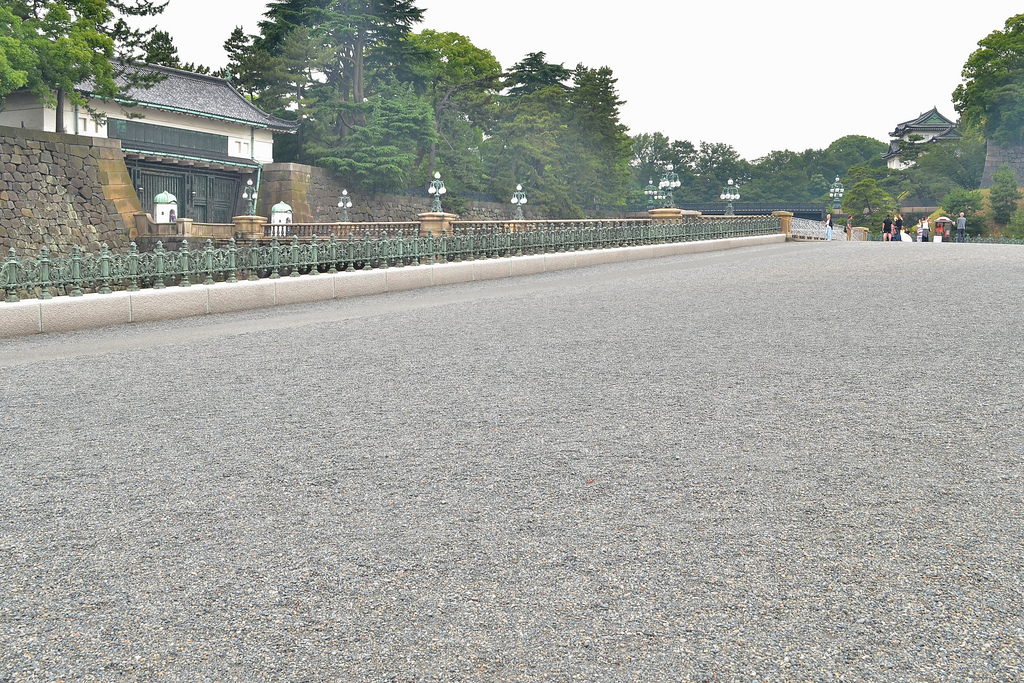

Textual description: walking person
[883,215,893,241]
[957,212,967,242]
[845,215,852,238]
[921,216,930,242]
[895,213,904,238]
[917,219,925,243]
[825,213,833,240]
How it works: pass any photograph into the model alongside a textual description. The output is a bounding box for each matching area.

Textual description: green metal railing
[1,216,780,303]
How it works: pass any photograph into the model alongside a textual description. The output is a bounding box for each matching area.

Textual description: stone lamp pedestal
[233,215,268,240]
[418,212,459,237]
[772,211,794,239]
[648,208,701,224]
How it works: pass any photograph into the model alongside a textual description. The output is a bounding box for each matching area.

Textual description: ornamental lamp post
[427,171,447,212]
[658,165,681,208]
[644,179,658,209]
[511,184,528,220]
[242,178,257,216]
[338,189,352,222]
[720,178,739,216]
[829,176,845,212]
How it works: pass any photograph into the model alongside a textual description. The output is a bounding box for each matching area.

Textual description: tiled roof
[881,140,901,159]
[890,107,958,138]
[933,124,963,141]
[84,63,298,132]
[881,123,963,160]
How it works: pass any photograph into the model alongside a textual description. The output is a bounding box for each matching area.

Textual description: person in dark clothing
[882,215,893,241]
[894,214,904,239]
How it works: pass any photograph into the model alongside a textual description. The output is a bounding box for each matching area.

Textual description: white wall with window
[0,94,275,164]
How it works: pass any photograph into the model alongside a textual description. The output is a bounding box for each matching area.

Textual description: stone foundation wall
[981,141,1024,188]
[260,163,539,223]
[0,125,139,256]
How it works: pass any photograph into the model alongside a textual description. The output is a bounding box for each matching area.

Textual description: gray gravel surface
[1,241,1022,682]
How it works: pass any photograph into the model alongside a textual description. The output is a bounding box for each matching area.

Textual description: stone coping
[0,234,785,339]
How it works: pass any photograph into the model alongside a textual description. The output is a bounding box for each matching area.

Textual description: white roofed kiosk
[0,63,298,224]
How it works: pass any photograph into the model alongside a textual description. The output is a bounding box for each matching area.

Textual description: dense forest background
[1,1,1021,227]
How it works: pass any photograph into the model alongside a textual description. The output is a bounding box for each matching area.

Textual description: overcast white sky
[154,0,1021,160]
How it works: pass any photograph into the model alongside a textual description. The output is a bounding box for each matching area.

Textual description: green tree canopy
[222,26,275,100]
[504,52,570,97]
[402,30,501,185]
[564,64,632,208]
[0,0,168,130]
[941,188,984,235]
[987,163,1022,224]
[481,61,632,218]
[842,177,896,222]
[690,142,747,202]
[954,13,1024,145]
[144,29,178,67]
[310,80,434,190]
[0,4,37,103]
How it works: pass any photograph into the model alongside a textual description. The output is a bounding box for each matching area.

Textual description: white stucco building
[881,107,963,171]
[0,63,297,223]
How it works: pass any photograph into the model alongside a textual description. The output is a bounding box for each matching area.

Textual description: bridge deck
[1,241,1021,680]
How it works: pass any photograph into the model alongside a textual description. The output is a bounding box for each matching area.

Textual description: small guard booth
[153,191,178,224]
[934,217,954,242]
[269,201,293,237]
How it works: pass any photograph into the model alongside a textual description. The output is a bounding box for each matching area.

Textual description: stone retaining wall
[981,141,1024,188]
[260,163,539,223]
[0,125,138,256]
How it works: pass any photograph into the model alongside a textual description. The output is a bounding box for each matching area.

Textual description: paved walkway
[1,241,1022,681]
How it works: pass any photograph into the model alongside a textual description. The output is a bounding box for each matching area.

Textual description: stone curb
[0,234,785,338]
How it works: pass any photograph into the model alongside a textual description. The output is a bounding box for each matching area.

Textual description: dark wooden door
[189,174,209,223]
[134,170,185,218]
[211,177,239,223]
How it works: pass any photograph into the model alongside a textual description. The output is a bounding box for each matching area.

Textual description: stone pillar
[773,211,794,239]
[176,218,194,237]
[418,212,459,237]
[648,208,701,224]
[647,208,683,224]
[233,215,268,240]
[260,163,314,223]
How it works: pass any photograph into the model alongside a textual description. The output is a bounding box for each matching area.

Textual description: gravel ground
[0,241,1022,682]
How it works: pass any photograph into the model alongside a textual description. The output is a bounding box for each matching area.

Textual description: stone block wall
[260,163,539,223]
[981,141,1024,188]
[0,125,139,256]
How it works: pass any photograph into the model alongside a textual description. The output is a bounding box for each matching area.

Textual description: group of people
[880,212,968,242]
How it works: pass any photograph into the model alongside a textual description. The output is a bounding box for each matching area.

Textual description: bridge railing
[790,217,832,241]
[0,215,780,302]
[266,222,421,239]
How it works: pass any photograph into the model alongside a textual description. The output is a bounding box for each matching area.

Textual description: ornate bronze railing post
[178,240,192,287]
[3,247,20,303]
[269,238,282,279]
[38,245,53,299]
[290,236,302,277]
[202,240,215,285]
[151,242,166,290]
[327,235,339,274]
[70,245,84,296]
[309,235,320,276]
[125,243,140,292]
[247,238,260,281]
[226,238,238,284]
